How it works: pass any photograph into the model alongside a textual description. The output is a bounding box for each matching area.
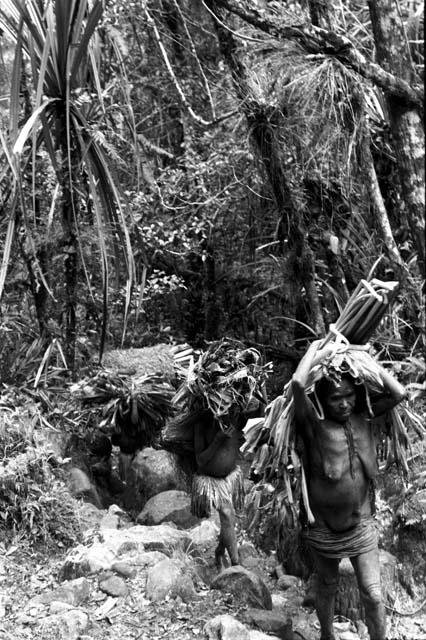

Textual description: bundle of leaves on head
[71,371,175,453]
[161,338,271,455]
[243,277,425,530]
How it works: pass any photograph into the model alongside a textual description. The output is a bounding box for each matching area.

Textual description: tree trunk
[18,60,51,339]
[368,0,425,275]
[361,121,405,271]
[57,115,78,373]
[62,192,78,373]
[206,1,325,354]
[202,241,220,341]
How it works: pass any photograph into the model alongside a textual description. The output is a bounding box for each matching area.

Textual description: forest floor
[1,531,426,640]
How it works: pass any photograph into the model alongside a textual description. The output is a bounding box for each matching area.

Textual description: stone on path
[30,577,91,607]
[249,631,281,640]
[145,558,196,603]
[204,614,250,640]
[137,489,200,529]
[211,566,272,610]
[245,608,294,640]
[186,517,220,562]
[37,609,89,640]
[98,574,128,597]
[136,550,169,568]
[59,524,189,579]
[111,561,137,578]
[122,447,182,511]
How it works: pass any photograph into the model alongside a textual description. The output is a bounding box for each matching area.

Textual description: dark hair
[315,373,366,414]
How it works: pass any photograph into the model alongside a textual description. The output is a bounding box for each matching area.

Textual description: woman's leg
[350,548,386,640]
[217,500,239,566]
[312,551,340,640]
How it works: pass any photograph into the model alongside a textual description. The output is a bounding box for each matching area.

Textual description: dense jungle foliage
[0,0,424,549]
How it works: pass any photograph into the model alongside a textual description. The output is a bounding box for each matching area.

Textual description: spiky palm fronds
[0,0,135,355]
[71,371,175,445]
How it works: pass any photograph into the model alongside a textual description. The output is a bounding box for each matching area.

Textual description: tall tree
[367,0,425,274]
[207,0,424,276]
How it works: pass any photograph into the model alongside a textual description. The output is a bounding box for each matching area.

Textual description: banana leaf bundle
[243,276,424,529]
[71,371,175,447]
[172,338,272,435]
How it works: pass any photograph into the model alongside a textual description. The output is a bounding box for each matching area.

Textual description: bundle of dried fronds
[243,276,424,529]
[101,343,194,383]
[173,338,271,434]
[71,371,175,447]
[161,339,270,480]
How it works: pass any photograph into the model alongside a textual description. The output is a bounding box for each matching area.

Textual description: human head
[316,374,358,423]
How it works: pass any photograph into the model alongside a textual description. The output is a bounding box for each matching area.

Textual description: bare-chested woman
[292,340,406,640]
[192,412,243,567]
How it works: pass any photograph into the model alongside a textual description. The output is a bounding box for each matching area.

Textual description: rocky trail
[1,489,425,640]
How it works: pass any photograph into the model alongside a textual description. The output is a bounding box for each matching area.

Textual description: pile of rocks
[6,489,371,640]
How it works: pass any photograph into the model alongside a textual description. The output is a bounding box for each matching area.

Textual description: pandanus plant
[0,0,135,370]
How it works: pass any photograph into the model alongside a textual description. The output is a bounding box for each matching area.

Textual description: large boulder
[244,609,294,639]
[211,566,272,610]
[121,447,183,512]
[145,558,197,602]
[136,490,200,529]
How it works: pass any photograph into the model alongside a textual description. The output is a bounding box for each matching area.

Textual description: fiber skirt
[191,466,245,518]
[303,516,378,559]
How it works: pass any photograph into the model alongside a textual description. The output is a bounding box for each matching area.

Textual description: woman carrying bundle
[191,407,245,568]
[292,340,406,640]
[168,338,270,569]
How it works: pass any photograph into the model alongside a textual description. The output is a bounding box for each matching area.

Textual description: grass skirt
[191,466,245,518]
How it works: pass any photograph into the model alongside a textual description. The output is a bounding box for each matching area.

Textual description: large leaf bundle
[243,277,424,529]
[71,371,175,445]
[173,338,272,434]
